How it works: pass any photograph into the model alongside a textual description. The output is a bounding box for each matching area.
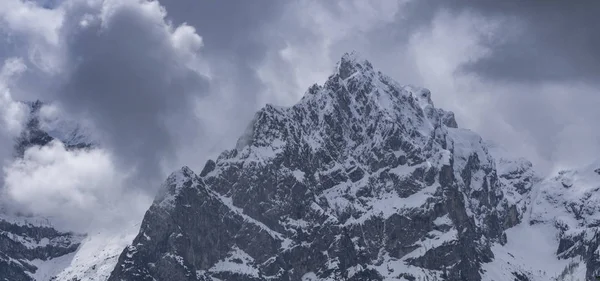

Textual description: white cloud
[0,0,63,45]
[0,0,64,74]
[0,58,28,137]
[0,0,208,231]
[3,140,150,231]
[407,10,501,132]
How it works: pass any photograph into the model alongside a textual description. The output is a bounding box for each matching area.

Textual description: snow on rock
[106,53,523,281]
[531,160,600,231]
[153,166,198,210]
[208,246,260,277]
[301,272,319,281]
[0,214,84,281]
[68,52,599,281]
[36,102,97,148]
[483,221,568,281]
[482,143,600,281]
[29,253,77,281]
[51,222,140,281]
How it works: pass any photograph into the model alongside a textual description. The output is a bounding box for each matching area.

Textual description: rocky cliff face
[108,53,528,281]
[0,216,84,281]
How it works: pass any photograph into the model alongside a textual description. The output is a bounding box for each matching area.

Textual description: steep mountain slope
[108,53,525,281]
[0,215,84,281]
[50,223,141,281]
[526,161,599,281]
[482,148,600,281]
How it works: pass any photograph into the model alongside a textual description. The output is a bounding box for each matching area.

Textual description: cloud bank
[0,0,598,231]
[0,0,210,231]
[3,140,149,231]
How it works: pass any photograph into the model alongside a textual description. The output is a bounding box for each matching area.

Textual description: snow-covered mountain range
[1,53,598,280]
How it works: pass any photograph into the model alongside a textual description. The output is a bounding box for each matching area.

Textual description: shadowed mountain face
[107,53,532,281]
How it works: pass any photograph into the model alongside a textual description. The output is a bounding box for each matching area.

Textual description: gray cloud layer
[57,0,209,181]
[0,0,598,230]
[442,0,600,84]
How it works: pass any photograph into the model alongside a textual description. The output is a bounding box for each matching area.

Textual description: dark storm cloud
[54,1,209,182]
[158,0,288,105]
[315,0,600,85]
[430,0,600,169]
[160,0,284,54]
[0,0,216,230]
[333,0,600,84]
[438,0,600,84]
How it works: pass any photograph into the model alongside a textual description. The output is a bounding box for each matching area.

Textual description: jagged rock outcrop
[108,53,523,281]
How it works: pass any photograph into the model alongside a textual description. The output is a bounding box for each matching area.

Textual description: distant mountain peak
[315,54,443,122]
[231,53,460,164]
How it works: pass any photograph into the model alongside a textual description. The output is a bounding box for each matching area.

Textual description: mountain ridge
[1,53,598,281]
[108,53,531,281]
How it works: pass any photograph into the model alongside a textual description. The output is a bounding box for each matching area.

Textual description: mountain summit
[4,54,598,281]
[107,54,540,281]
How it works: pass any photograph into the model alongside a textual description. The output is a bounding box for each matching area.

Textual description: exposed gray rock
[109,53,521,281]
[0,218,83,281]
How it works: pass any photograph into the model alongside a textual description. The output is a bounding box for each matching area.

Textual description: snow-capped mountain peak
[108,54,525,281]
[334,51,374,80]
[3,54,599,281]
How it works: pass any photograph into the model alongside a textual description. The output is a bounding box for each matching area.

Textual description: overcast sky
[0,0,598,231]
